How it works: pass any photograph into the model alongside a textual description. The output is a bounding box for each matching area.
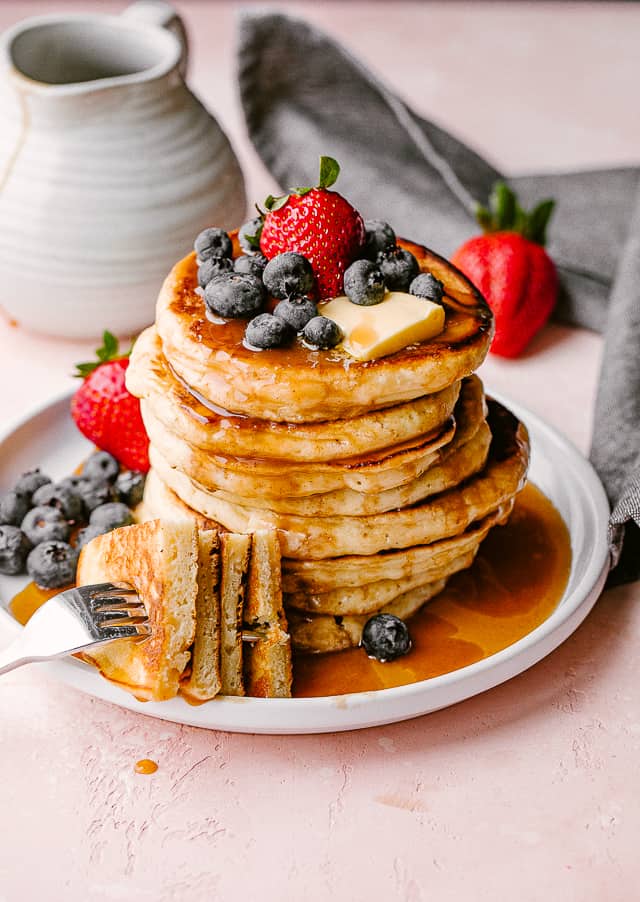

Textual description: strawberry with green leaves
[452,183,558,358]
[260,156,365,299]
[71,332,149,472]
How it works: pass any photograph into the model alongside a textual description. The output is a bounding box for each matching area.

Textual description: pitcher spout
[2,8,183,96]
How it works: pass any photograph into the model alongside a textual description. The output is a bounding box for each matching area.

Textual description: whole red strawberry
[260,156,365,299]
[71,331,150,472]
[451,183,558,358]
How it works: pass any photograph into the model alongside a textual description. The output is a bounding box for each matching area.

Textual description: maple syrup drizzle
[8,483,570,699]
[9,582,59,625]
[134,759,158,775]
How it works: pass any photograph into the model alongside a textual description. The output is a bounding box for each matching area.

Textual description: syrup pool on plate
[293,482,571,697]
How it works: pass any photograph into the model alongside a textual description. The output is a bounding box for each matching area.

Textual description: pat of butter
[320,292,445,362]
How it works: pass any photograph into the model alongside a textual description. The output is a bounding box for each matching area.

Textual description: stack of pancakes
[128,237,530,655]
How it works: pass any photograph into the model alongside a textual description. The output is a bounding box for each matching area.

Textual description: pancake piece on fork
[76,519,198,702]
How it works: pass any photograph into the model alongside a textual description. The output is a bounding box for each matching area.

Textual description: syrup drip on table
[293,482,571,697]
[9,483,571,699]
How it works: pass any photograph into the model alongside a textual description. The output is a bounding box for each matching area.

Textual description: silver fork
[0,582,150,676]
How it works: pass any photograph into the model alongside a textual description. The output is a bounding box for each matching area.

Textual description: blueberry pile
[195,226,339,351]
[0,453,145,589]
[193,218,445,352]
[353,219,443,303]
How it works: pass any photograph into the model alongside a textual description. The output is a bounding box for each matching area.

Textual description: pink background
[0,2,638,899]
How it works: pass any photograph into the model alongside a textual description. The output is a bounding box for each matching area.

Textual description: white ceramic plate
[0,390,610,734]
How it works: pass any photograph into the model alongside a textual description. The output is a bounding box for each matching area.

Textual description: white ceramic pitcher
[0,1,246,338]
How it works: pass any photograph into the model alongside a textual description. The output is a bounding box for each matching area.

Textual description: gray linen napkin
[237,11,640,584]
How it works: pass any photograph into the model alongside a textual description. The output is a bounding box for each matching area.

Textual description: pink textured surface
[0,3,638,899]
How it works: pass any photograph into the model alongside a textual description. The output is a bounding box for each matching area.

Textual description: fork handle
[0,633,52,675]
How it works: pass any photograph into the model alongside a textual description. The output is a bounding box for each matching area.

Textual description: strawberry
[451,183,558,358]
[260,156,365,299]
[71,331,150,472]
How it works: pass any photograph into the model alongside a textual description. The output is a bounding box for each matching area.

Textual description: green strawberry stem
[74,330,129,378]
[476,182,555,246]
[264,156,341,211]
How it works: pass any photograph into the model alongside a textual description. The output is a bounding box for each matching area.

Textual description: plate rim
[0,387,611,733]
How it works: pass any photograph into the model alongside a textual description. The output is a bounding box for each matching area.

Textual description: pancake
[154,236,493,422]
[129,326,461,463]
[144,400,529,559]
[148,418,491,517]
[281,502,514,593]
[285,549,476,616]
[140,374,486,499]
[288,580,447,654]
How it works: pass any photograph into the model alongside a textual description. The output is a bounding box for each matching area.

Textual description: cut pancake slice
[288,580,447,654]
[76,519,198,702]
[243,530,292,698]
[219,532,251,697]
[180,529,221,704]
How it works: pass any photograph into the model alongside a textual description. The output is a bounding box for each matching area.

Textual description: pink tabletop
[1,3,638,899]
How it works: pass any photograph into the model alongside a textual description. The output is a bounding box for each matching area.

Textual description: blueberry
[410,273,444,304]
[377,247,419,292]
[244,313,292,350]
[13,469,52,502]
[198,256,234,287]
[263,253,315,300]
[363,220,396,260]
[360,613,412,662]
[274,297,318,332]
[21,506,71,545]
[82,450,120,483]
[73,478,115,514]
[32,482,84,523]
[194,227,232,262]
[302,316,342,350]
[27,540,79,589]
[0,525,32,575]
[57,475,84,493]
[76,524,105,549]
[204,273,265,319]
[343,259,386,306]
[238,216,264,253]
[89,502,134,532]
[114,471,146,507]
[234,253,268,279]
[0,490,30,527]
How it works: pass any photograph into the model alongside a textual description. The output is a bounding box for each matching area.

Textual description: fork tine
[92,598,146,614]
[78,582,138,601]
[98,622,151,641]
[97,613,149,628]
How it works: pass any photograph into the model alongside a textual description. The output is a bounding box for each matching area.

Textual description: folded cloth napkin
[237,11,640,584]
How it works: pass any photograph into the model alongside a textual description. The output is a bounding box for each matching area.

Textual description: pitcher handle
[122,1,189,78]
